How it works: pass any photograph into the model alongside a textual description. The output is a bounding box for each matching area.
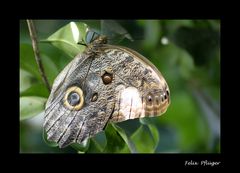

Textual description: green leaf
[139,117,153,125]
[20,69,37,93]
[20,43,41,80]
[148,124,160,150]
[20,96,47,121]
[41,53,59,85]
[20,43,59,86]
[139,118,160,152]
[89,131,107,151]
[111,123,137,153]
[20,83,49,98]
[42,129,58,147]
[39,43,72,71]
[87,138,104,153]
[130,124,159,153]
[70,139,90,152]
[103,123,127,153]
[116,119,141,136]
[43,22,89,58]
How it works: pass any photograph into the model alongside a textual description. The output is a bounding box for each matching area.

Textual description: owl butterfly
[44,27,170,148]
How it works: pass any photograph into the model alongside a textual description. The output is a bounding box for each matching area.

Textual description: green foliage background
[20,20,220,153]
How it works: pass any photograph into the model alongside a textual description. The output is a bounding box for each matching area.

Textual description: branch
[26,20,51,92]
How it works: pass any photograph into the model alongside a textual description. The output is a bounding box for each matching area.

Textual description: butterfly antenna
[77,38,87,47]
[89,30,101,42]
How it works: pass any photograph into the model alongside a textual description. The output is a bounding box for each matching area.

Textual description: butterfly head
[92,35,108,45]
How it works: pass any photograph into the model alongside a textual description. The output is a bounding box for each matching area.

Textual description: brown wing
[100,45,170,123]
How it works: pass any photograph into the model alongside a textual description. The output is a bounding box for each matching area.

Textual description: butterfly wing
[44,39,170,148]
[101,45,170,122]
[44,51,116,148]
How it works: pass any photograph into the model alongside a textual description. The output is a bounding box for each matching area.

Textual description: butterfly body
[44,36,170,148]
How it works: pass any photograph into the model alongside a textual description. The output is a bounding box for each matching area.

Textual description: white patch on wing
[119,87,144,120]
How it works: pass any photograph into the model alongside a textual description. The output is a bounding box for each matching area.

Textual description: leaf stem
[26,20,51,92]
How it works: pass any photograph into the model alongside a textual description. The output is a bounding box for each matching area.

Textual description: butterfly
[43,28,170,148]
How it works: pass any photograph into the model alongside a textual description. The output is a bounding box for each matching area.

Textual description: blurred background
[20,20,220,153]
